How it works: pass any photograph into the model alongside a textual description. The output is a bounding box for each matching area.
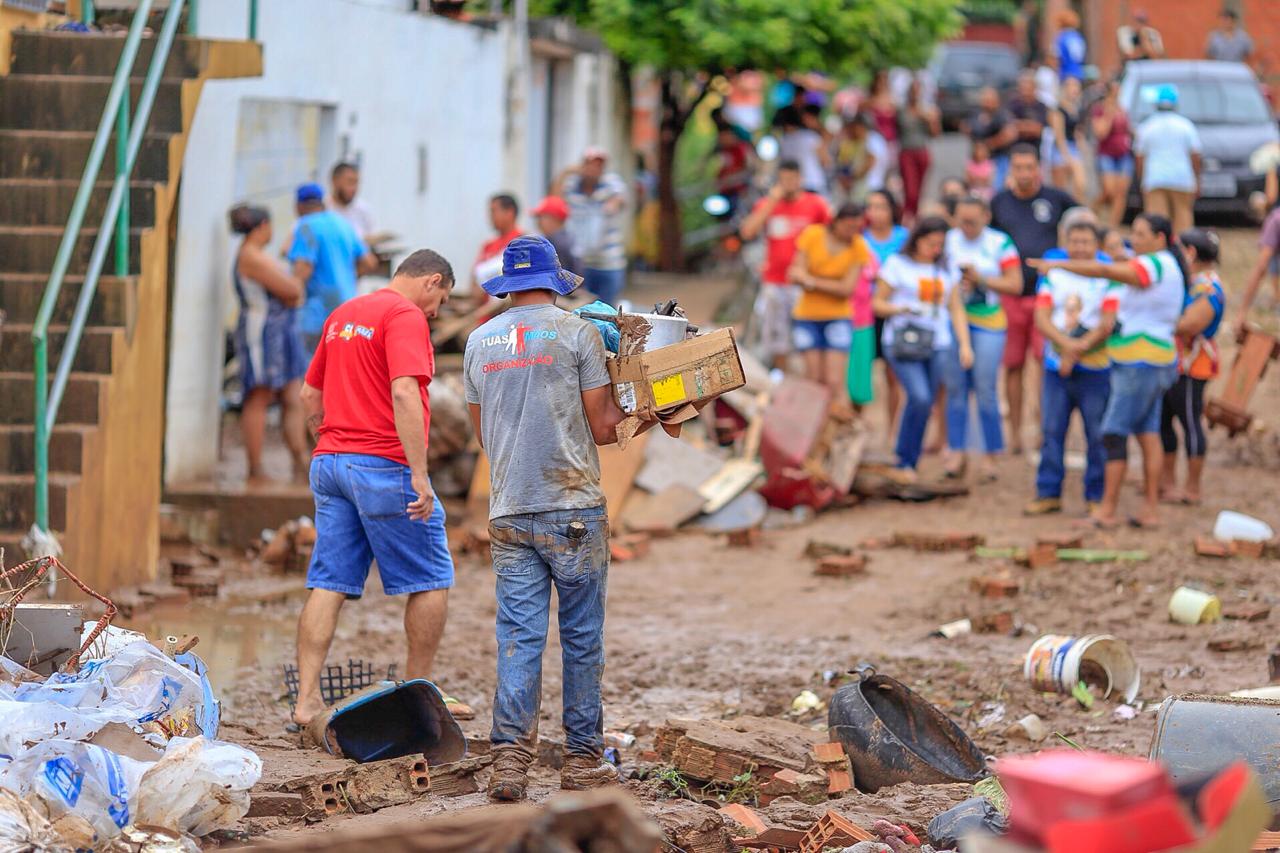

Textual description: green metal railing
[30,0,184,532]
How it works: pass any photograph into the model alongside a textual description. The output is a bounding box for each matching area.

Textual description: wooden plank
[622,485,705,533]
[599,432,649,528]
[697,458,763,514]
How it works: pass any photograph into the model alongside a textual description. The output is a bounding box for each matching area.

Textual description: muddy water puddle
[119,592,302,695]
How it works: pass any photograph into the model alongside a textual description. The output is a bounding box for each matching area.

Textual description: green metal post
[33,340,48,531]
[187,0,198,34]
[114,91,130,278]
[81,0,95,27]
[249,0,258,39]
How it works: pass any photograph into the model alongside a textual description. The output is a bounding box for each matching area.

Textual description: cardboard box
[607,327,746,420]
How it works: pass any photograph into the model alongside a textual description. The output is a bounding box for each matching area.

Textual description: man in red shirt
[740,160,831,368]
[472,193,523,303]
[292,249,456,728]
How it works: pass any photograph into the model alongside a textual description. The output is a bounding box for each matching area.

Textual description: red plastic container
[998,750,1177,843]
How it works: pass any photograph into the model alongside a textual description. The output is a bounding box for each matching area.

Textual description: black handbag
[889,319,936,361]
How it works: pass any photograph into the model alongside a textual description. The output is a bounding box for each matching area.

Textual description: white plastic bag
[0,740,149,843]
[133,737,262,836]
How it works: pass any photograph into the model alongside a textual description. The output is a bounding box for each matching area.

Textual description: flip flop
[1128,516,1161,530]
[442,695,476,720]
[284,721,303,734]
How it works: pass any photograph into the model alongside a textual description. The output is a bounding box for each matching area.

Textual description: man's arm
[1238,244,1276,332]
[740,188,782,241]
[468,402,484,450]
[582,385,627,446]
[301,382,324,439]
[292,259,314,285]
[357,246,379,275]
[391,375,433,520]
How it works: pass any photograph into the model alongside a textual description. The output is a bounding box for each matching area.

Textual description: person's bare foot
[1183,490,1201,505]
[1079,512,1120,530]
[246,474,274,489]
[291,696,326,729]
[1160,488,1187,505]
[1129,512,1161,529]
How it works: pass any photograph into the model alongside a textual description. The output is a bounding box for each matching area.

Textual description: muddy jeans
[488,506,609,760]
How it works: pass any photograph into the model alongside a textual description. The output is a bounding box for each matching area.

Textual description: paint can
[1168,587,1222,625]
[1023,634,1140,703]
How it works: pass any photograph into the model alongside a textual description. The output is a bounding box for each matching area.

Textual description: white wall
[165,0,509,484]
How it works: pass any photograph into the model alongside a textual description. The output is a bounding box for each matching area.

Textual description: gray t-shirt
[1206,28,1253,62]
[464,304,612,520]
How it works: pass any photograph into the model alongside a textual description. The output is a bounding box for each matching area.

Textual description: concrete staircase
[0,26,260,587]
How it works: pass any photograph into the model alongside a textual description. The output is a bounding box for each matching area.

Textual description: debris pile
[0,557,261,851]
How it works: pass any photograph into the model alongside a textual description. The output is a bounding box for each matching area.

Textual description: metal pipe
[249,0,258,40]
[32,0,155,532]
[114,90,130,279]
[81,0,95,27]
[49,0,186,429]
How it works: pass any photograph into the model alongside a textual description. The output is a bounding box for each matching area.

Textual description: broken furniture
[1206,329,1280,436]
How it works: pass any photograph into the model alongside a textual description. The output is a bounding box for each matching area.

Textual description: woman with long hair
[897,78,941,220]
[1160,228,1226,505]
[1031,213,1187,528]
[863,190,908,437]
[873,216,972,479]
[229,204,309,484]
[1090,79,1134,228]
[1048,76,1086,199]
[787,203,871,402]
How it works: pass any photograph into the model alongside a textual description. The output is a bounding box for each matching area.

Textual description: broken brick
[1224,603,1271,622]
[1231,539,1266,559]
[171,568,220,598]
[811,742,846,764]
[137,582,190,605]
[799,810,876,853]
[826,767,854,794]
[973,611,1016,635]
[804,540,852,559]
[1026,542,1059,569]
[1195,537,1232,558]
[814,554,867,577]
[1036,532,1084,550]
[1209,637,1265,653]
[727,528,763,548]
[971,576,1019,598]
[893,531,985,552]
[655,717,822,786]
[247,792,308,818]
[610,533,652,562]
[719,803,766,836]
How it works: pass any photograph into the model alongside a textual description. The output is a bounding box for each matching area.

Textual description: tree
[534,0,964,269]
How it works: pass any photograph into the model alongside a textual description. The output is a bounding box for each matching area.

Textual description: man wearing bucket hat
[463,234,654,801]
[1134,84,1201,235]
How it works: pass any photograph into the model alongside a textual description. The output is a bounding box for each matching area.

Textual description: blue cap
[1155,84,1179,107]
[296,182,325,204]
[482,234,584,297]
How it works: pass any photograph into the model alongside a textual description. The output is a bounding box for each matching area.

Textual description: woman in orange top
[786,204,872,399]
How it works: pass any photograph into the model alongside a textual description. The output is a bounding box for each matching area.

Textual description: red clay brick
[811,742,846,763]
[814,554,868,577]
[1026,542,1059,569]
[971,576,1020,598]
[1036,532,1084,550]
[974,611,1015,634]
[1231,539,1266,559]
[720,803,767,835]
[1224,603,1272,622]
[727,528,762,548]
[610,533,652,562]
[1195,537,1232,558]
[826,768,854,794]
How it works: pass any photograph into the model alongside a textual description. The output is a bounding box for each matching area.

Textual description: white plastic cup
[1023,634,1141,703]
[1213,511,1275,543]
[1168,587,1222,625]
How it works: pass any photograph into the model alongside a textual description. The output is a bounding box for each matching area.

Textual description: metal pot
[635,313,688,351]
[828,664,989,793]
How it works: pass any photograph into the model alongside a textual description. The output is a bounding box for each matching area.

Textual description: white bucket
[1023,634,1141,703]
[636,314,689,351]
[1168,587,1222,625]
[1212,511,1274,543]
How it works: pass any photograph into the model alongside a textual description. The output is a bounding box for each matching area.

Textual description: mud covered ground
[189,228,1280,844]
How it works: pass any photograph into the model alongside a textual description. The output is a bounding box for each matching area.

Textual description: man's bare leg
[404,588,449,680]
[294,589,346,726]
[1006,364,1025,453]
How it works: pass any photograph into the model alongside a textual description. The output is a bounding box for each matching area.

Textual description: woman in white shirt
[873,216,973,478]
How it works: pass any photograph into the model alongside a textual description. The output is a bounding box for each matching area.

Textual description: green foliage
[533,0,965,74]
[652,765,692,799]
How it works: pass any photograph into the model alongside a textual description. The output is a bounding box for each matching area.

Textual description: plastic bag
[574,301,621,353]
[0,740,149,843]
[133,737,261,836]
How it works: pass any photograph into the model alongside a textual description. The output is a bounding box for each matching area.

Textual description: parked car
[1119,60,1279,219]
[928,41,1021,131]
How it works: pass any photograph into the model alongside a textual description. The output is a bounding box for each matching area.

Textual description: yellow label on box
[651,374,686,408]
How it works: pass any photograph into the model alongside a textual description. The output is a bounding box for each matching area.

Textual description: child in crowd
[965,140,996,201]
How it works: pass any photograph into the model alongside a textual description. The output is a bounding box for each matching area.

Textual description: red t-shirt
[753,192,831,285]
[305,289,433,466]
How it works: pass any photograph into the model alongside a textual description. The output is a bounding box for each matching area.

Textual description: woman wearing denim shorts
[1031,213,1187,529]
[1090,80,1133,229]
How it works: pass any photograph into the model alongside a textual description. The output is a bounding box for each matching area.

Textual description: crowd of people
[747,128,1237,529]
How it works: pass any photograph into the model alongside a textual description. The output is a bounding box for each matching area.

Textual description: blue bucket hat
[483,234,583,297]
[296,182,325,204]
[1155,84,1179,108]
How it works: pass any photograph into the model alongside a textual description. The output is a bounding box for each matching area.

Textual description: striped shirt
[1103,250,1185,367]
[945,227,1020,333]
[564,173,628,272]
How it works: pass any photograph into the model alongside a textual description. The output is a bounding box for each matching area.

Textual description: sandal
[442,694,476,720]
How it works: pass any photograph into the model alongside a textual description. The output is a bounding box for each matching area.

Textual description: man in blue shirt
[289,182,376,349]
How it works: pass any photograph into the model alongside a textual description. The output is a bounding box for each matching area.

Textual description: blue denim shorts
[1101,363,1177,438]
[307,453,454,597]
[793,318,853,352]
[1097,154,1134,177]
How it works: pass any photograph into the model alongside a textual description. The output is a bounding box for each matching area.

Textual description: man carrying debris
[292,249,456,729]
[464,234,652,800]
